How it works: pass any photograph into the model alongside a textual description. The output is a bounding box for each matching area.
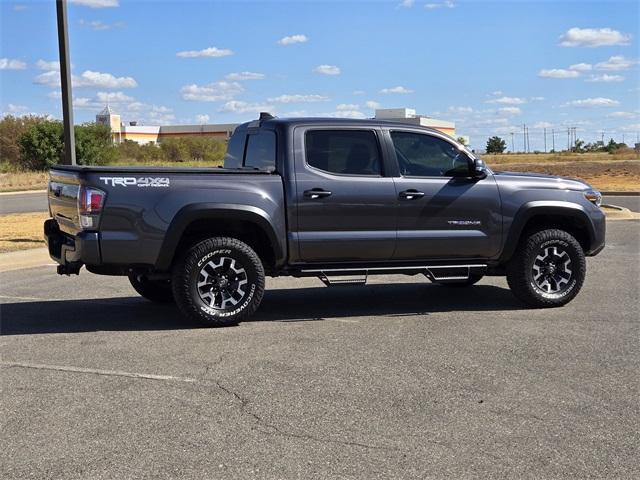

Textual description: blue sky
[1,0,638,151]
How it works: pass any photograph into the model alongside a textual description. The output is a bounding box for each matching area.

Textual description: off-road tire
[435,274,483,287]
[172,237,265,327]
[506,229,586,308]
[128,274,174,303]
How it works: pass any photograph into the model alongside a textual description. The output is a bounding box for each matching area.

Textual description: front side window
[244,130,276,170]
[305,130,382,176]
[391,131,470,177]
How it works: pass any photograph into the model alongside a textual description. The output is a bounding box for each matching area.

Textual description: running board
[304,264,487,287]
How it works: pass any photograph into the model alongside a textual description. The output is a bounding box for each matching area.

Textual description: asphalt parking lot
[1,220,639,479]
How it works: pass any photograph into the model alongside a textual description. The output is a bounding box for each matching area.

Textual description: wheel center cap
[218,277,229,287]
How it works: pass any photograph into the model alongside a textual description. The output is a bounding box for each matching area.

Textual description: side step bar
[303,264,487,287]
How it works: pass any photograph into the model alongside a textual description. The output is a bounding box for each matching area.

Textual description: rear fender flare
[154,203,284,271]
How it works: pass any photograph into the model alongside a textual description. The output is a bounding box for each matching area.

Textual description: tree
[486,136,506,154]
[456,136,468,146]
[75,123,115,165]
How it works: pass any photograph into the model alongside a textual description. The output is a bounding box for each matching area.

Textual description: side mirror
[473,158,488,179]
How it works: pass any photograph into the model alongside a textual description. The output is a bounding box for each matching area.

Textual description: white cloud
[380,86,414,94]
[538,68,580,78]
[448,106,473,114]
[563,97,620,108]
[313,65,341,76]
[569,63,592,71]
[0,58,27,70]
[176,47,233,58]
[490,90,503,96]
[620,124,640,132]
[498,107,522,116]
[76,70,137,88]
[34,69,137,88]
[530,96,545,101]
[36,60,60,71]
[79,19,124,31]
[559,27,631,47]
[365,100,382,109]
[267,94,329,104]
[220,101,274,114]
[7,103,28,113]
[352,90,366,96]
[324,110,366,119]
[195,114,210,123]
[336,103,359,110]
[69,0,118,8]
[181,81,244,102]
[486,96,526,105]
[594,55,639,71]
[96,91,134,103]
[607,111,637,119]
[399,0,415,7]
[224,72,265,81]
[277,34,308,46]
[425,0,455,9]
[586,74,625,83]
[533,121,553,129]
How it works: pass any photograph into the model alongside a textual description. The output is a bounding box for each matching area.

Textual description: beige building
[96,106,237,144]
[374,108,466,143]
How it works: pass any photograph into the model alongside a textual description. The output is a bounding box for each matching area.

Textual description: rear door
[387,129,502,260]
[292,127,397,262]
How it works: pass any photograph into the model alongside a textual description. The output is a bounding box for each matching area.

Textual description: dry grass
[0,212,48,253]
[0,171,48,192]
[483,150,639,165]
[487,160,640,191]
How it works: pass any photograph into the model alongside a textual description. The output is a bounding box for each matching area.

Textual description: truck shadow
[1,283,525,336]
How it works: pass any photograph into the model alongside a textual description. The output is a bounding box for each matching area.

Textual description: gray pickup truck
[45,114,606,326]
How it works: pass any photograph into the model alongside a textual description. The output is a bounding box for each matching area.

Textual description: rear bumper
[44,219,101,274]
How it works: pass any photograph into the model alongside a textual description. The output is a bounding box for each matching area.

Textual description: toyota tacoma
[45,114,605,326]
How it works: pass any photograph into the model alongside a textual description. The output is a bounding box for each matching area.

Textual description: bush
[75,123,116,165]
[0,115,49,169]
[18,120,64,170]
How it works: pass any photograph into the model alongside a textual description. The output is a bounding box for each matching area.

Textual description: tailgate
[48,168,82,235]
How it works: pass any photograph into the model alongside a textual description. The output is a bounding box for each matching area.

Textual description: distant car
[45,114,605,326]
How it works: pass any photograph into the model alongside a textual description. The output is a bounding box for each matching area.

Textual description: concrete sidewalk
[0,248,52,273]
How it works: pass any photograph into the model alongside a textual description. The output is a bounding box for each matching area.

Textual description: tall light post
[56,0,76,165]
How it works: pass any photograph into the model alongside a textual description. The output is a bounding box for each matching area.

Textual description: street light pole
[56,0,76,165]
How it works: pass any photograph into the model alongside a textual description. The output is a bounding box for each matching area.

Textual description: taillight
[78,185,106,229]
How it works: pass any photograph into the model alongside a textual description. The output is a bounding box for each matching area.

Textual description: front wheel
[506,229,586,308]
[172,237,265,327]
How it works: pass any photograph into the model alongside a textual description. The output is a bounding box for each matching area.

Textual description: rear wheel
[172,237,265,327]
[128,274,174,303]
[506,229,586,308]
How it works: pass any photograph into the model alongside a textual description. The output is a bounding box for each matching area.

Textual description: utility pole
[567,128,570,151]
[601,130,605,144]
[526,126,530,153]
[510,132,515,152]
[56,0,76,165]
[523,124,526,153]
[543,127,547,153]
[551,128,555,152]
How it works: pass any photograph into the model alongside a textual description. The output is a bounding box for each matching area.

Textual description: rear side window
[223,127,246,168]
[223,127,276,170]
[244,130,276,170]
[305,130,382,176]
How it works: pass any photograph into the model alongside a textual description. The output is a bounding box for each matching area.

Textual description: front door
[387,130,502,260]
[293,127,397,262]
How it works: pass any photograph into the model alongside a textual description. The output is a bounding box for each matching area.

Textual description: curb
[0,248,52,273]
[0,189,47,196]
[601,191,640,196]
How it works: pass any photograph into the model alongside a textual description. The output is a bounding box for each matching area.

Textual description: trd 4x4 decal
[99,177,170,188]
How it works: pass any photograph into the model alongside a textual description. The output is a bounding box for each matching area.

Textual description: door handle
[304,188,332,199]
[398,189,425,200]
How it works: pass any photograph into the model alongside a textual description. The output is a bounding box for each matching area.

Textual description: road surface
[1,220,639,479]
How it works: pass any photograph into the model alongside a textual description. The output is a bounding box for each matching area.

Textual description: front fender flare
[499,201,596,262]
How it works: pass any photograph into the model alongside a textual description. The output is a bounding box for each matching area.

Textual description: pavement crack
[212,379,395,451]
